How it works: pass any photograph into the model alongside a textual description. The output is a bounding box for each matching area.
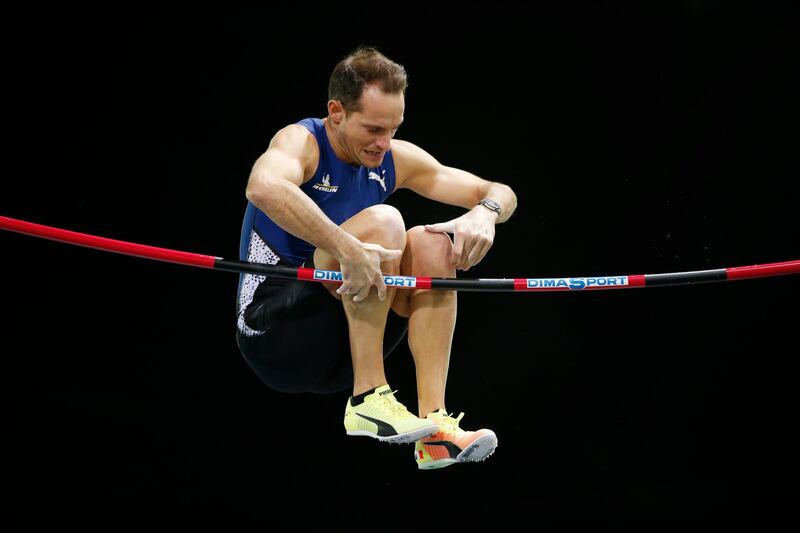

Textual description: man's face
[336,85,404,167]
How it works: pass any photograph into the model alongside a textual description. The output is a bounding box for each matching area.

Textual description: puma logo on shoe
[355,413,397,436]
[423,440,462,457]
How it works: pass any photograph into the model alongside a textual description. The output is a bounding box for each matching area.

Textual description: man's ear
[327,100,345,124]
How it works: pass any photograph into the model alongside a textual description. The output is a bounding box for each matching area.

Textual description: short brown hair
[328,46,408,113]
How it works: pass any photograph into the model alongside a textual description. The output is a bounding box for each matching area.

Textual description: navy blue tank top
[240,117,397,266]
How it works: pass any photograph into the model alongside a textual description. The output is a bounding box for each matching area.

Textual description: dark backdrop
[3,3,798,527]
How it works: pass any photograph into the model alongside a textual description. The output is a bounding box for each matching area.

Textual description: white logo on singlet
[368,170,386,192]
[313,173,338,193]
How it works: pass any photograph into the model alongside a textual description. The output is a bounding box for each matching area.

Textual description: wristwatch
[478,198,502,217]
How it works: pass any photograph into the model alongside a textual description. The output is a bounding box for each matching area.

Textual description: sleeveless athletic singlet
[236,118,397,336]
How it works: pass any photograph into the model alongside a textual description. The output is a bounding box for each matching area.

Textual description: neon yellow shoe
[344,385,437,443]
[414,409,498,470]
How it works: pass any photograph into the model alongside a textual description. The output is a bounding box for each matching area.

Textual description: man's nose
[375,135,391,151]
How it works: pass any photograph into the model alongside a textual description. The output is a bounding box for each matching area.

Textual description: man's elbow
[245,180,262,204]
[246,175,279,207]
[505,184,518,209]
[493,182,517,218]
[493,182,517,206]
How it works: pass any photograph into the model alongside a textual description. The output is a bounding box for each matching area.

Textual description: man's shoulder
[390,138,415,152]
[390,139,440,188]
[391,139,438,169]
[293,117,323,133]
[273,123,318,150]
[267,123,320,178]
[389,139,424,163]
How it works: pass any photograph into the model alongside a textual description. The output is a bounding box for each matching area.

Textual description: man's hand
[424,207,496,271]
[336,241,403,303]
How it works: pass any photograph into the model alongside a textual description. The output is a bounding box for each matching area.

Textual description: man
[236,47,517,470]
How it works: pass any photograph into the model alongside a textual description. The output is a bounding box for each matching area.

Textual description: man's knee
[404,225,454,274]
[356,204,407,251]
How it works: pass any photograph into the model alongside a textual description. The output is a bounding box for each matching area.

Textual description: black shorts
[236,277,408,394]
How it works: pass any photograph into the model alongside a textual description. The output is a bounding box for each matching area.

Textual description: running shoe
[414,409,498,469]
[344,385,437,443]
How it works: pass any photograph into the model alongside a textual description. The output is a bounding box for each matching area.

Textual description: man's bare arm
[392,139,518,270]
[392,139,517,223]
[246,124,400,301]
[245,124,362,262]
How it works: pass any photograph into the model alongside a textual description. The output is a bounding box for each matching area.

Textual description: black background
[3,3,798,527]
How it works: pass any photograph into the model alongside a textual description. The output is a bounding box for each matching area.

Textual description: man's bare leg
[393,227,497,468]
[391,226,457,417]
[313,205,405,396]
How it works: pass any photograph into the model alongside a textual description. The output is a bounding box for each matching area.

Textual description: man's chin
[361,152,384,167]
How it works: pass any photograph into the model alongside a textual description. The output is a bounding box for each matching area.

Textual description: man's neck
[323,117,356,165]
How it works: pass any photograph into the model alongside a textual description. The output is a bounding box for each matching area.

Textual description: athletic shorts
[236,274,409,394]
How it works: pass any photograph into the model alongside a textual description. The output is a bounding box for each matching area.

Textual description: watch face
[482,199,501,212]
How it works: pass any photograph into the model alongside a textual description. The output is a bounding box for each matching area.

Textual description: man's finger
[376,274,387,301]
[467,239,489,269]
[379,247,403,262]
[451,232,463,267]
[425,220,455,234]
[474,239,492,267]
[353,284,371,303]
[459,237,476,270]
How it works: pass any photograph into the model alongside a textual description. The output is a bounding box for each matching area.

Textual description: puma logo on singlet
[313,173,338,193]
[368,170,386,192]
